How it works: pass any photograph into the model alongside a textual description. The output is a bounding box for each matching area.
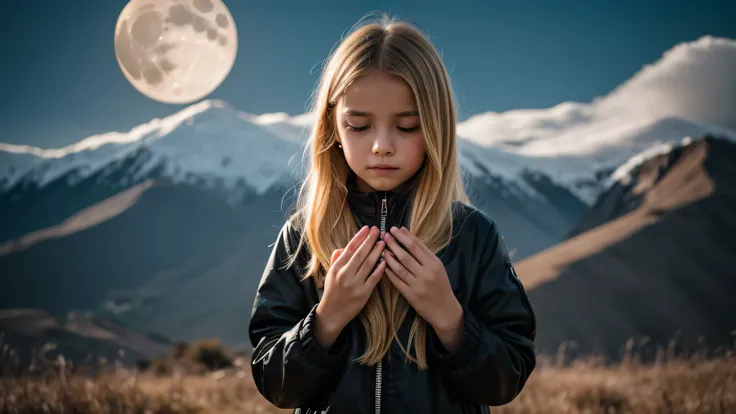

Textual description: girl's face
[335,71,427,193]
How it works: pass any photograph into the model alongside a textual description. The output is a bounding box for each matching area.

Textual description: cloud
[597,35,736,130]
[457,36,736,154]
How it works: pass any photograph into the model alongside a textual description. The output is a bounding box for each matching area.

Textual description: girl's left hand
[381,226,463,334]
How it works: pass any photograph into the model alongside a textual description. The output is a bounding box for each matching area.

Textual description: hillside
[0,308,172,370]
[0,179,289,347]
[517,136,736,358]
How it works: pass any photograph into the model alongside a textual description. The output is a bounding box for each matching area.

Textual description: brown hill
[0,308,172,371]
[516,136,736,359]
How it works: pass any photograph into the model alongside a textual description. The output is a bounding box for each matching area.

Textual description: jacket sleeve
[428,218,537,406]
[248,220,350,409]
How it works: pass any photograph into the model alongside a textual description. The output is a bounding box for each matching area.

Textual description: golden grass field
[1,343,734,414]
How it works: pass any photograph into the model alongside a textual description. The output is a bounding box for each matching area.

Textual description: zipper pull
[379,195,388,263]
[380,195,388,237]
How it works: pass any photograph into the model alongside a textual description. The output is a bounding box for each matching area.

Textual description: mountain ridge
[516,136,736,358]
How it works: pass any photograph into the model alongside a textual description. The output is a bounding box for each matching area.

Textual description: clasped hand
[315,225,463,351]
[381,226,463,335]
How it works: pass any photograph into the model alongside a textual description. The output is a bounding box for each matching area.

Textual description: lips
[370,165,398,169]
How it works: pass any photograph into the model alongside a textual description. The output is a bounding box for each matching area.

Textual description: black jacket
[249,172,537,413]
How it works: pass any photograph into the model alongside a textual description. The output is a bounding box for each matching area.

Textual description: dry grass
[0,367,283,414]
[496,352,736,414]
[1,344,734,414]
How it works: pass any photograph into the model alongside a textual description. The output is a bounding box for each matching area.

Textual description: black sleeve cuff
[297,304,350,367]
[429,304,482,371]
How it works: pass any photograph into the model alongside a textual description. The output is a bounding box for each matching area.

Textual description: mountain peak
[610,133,734,187]
[0,98,303,194]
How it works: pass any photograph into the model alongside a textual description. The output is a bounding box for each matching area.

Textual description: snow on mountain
[464,116,736,203]
[0,102,544,203]
[0,147,41,189]
[0,100,305,195]
[1,36,734,205]
[608,133,736,189]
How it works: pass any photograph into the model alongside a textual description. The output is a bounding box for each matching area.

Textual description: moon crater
[114,0,237,104]
[193,0,214,13]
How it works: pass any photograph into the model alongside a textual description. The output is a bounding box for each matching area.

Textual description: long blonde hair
[286,13,469,370]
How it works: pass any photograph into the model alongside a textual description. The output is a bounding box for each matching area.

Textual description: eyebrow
[344,109,419,117]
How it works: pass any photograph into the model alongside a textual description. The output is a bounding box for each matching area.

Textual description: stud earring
[336,142,342,149]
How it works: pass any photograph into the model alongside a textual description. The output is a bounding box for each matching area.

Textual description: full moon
[114,0,238,104]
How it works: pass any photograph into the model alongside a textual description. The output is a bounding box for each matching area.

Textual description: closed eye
[345,125,421,133]
[346,124,370,132]
[397,125,420,133]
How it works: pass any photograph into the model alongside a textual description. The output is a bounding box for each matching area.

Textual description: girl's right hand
[315,225,386,348]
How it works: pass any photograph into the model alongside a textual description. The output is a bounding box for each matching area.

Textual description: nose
[372,129,394,156]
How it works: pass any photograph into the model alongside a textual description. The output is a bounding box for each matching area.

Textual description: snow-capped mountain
[457,35,736,204]
[2,107,731,209]
[567,133,736,238]
[0,34,733,261]
[0,99,589,259]
[1,35,734,261]
[0,100,304,197]
[1,35,735,356]
[460,115,736,203]
[0,99,559,208]
[3,36,734,209]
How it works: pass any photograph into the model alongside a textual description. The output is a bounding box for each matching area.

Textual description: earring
[336,142,342,149]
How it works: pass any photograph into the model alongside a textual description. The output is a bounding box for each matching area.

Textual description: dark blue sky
[1,0,734,148]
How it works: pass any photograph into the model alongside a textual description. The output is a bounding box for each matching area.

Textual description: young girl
[249,15,536,414]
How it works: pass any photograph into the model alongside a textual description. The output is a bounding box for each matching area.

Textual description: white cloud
[597,35,736,130]
[458,35,736,153]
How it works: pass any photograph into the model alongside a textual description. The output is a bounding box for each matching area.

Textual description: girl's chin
[362,178,402,191]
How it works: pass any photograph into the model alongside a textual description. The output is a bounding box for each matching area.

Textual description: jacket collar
[346,169,420,226]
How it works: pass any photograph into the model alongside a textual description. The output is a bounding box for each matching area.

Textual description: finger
[382,232,423,277]
[333,226,370,267]
[383,250,414,286]
[365,259,387,290]
[389,226,432,265]
[401,226,436,258]
[345,226,381,276]
[331,248,344,265]
[385,266,411,296]
[356,240,385,282]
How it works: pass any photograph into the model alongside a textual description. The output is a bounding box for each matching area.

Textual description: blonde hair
[287,13,469,370]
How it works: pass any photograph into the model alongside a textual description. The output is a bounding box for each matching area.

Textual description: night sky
[1,0,734,148]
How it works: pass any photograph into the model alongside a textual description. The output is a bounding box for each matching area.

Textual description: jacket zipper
[375,192,388,414]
